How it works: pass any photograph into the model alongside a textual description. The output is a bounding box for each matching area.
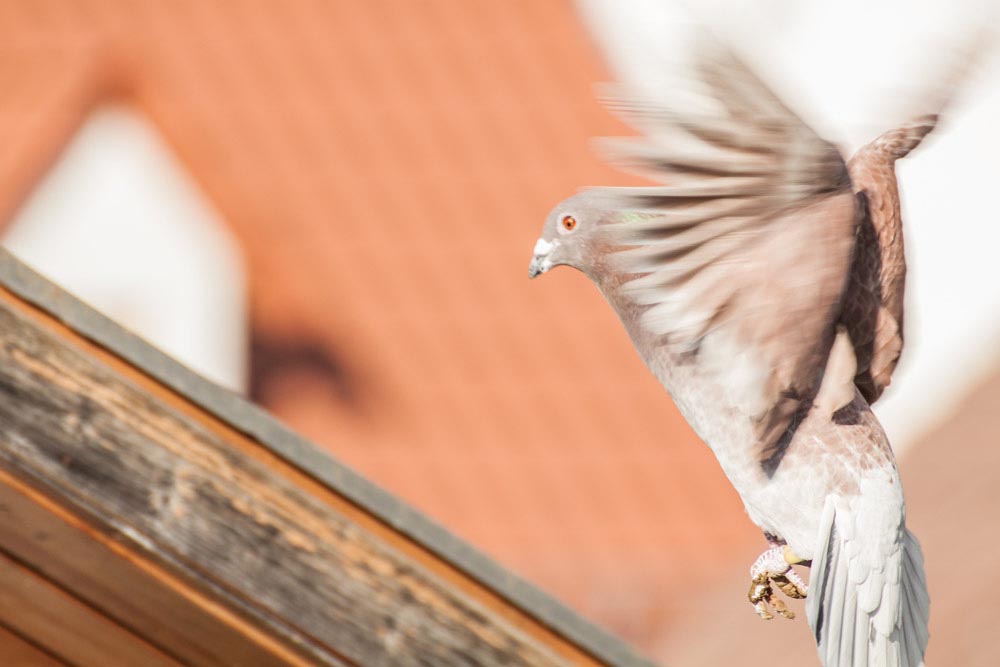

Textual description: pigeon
[529,41,935,666]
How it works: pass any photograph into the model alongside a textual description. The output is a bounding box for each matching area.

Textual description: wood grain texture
[0,295,584,667]
[0,467,315,667]
[0,550,182,667]
[0,625,69,667]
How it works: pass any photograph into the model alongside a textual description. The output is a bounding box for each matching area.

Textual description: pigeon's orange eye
[561,215,577,231]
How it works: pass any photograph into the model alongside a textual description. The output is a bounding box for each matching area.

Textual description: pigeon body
[530,44,931,666]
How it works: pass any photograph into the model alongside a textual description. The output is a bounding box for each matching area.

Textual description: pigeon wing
[599,41,860,464]
[841,115,938,404]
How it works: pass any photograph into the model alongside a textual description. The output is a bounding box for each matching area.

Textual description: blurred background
[0,0,997,665]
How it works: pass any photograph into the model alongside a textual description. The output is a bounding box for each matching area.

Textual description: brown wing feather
[842,116,937,403]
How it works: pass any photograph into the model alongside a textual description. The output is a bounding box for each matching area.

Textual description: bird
[529,40,936,666]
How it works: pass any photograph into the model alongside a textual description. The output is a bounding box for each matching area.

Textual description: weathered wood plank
[0,549,184,667]
[0,469,311,667]
[0,248,655,667]
[0,289,587,666]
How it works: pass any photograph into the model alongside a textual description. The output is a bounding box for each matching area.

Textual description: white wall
[2,106,248,392]
[577,0,1000,454]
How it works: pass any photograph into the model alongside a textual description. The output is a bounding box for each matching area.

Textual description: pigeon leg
[747,545,809,620]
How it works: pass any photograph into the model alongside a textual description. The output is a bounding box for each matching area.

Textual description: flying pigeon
[529,42,935,666]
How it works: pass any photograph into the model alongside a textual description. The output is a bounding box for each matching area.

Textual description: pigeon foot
[748,546,808,620]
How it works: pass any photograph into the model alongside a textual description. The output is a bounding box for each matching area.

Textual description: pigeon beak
[528,256,546,279]
[528,238,558,279]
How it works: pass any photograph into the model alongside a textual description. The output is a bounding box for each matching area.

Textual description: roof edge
[0,247,658,667]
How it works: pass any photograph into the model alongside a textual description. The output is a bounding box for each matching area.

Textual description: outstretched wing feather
[599,39,859,462]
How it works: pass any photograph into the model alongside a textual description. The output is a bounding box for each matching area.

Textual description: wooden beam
[0,549,183,667]
[0,467,315,667]
[0,248,658,667]
[0,625,70,667]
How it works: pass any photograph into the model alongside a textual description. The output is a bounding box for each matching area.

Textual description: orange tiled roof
[0,1,759,652]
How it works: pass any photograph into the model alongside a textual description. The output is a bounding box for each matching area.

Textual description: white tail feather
[807,498,929,666]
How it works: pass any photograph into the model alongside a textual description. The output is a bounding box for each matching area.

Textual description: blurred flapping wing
[599,42,860,464]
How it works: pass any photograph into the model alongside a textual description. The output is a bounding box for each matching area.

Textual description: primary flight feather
[529,40,932,667]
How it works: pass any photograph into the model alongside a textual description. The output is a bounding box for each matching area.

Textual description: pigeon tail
[806,496,929,666]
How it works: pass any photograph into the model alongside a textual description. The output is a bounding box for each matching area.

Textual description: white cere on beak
[533,237,558,256]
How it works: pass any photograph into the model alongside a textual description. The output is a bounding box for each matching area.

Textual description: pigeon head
[528,189,615,279]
